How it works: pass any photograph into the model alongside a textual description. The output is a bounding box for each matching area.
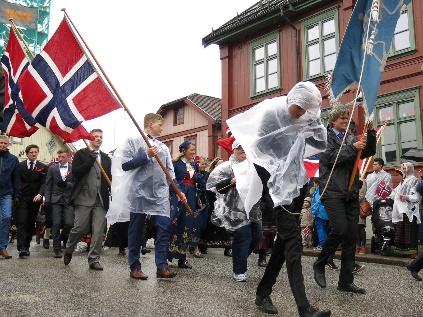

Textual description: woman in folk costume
[391,162,421,257]
[206,141,262,282]
[168,141,199,267]
[227,81,330,317]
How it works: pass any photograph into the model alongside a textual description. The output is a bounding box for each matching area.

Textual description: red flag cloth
[1,28,38,137]
[19,18,120,142]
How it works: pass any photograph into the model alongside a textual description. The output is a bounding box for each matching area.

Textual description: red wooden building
[203,0,423,169]
[157,93,222,159]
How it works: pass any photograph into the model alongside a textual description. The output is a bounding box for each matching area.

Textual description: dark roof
[157,93,221,121]
[202,0,323,47]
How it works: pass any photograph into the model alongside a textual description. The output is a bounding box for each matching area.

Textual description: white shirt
[27,160,37,170]
[59,163,69,180]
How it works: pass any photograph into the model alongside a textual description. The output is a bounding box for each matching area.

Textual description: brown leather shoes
[156,268,177,278]
[0,249,12,259]
[130,269,148,280]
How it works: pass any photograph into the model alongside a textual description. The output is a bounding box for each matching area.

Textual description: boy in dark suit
[64,129,112,270]
[45,149,74,258]
[16,144,48,258]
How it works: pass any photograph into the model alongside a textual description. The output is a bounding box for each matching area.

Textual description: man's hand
[147,146,158,158]
[33,194,43,203]
[353,138,367,150]
[178,192,187,204]
[230,177,236,185]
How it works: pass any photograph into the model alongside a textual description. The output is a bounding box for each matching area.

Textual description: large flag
[1,27,38,137]
[19,18,121,142]
[330,0,411,114]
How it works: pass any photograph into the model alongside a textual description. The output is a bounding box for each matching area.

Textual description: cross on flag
[19,18,121,142]
[1,27,38,137]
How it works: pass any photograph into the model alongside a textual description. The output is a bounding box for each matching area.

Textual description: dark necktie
[337,132,345,139]
[29,161,34,171]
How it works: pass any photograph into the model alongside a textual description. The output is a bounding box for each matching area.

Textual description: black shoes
[18,250,30,258]
[313,263,326,288]
[178,259,192,269]
[352,263,366,274]
[299,305,331,317]
[326,261,338,270]
[63,253,72,265]
[258,259,267,267]
[54,250,63,258]
[255,295,278,314]
[337,283,366,294]
[43,239,50,249]
[224,248,232,257]
[89,262,104,271]
[407,265,422,281]
[141,247,151,255]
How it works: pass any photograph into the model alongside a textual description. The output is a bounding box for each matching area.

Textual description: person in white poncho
[227,82,330,317]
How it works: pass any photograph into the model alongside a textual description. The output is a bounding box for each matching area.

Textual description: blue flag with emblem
[330,0,411,114]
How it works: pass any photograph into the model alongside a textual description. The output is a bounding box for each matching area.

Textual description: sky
[48,0,258,151]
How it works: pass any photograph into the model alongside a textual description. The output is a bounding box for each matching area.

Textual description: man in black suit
[16,144,48,258]
[64,129,112,270]
[45,149,74,258]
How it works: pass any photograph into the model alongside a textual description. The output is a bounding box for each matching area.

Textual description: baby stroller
[370,198,395,256]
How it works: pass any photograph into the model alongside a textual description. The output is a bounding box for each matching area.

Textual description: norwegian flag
[19,18,120,142]
[376,179,392,199]
[1,28,38,137]
[304,157,364,179]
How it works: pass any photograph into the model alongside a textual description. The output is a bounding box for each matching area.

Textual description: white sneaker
[233,273,247,282]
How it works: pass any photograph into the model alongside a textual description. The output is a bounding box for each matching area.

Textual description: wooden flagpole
[8,19,112,187]
[359,122,387,181]
[348,120,370,191]
[61,10,190,212]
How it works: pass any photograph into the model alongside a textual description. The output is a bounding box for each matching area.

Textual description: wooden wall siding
[163,129,210,160]
[9,127,71,164]
[222,0,423,135]
[161,103,209,136]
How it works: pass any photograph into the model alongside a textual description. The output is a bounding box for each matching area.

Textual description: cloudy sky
[48,0,257,151]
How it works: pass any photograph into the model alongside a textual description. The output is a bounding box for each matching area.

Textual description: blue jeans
[315,217,328,247]
[128,213,171,270]
[0,195,12,251]
[232,222,262,274]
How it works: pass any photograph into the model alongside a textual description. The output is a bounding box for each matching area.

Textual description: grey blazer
[45,163,73,205]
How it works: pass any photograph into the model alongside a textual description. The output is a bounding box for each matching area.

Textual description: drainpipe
[281,7,300,83]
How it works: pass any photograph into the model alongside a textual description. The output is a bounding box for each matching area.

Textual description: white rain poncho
[391,163,421,224]
[206,155,261,231]
[227,81,327,213]
[365,170,392,205]
[106,136,175,225]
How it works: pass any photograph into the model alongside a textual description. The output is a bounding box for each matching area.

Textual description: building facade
[203,0,423,167]
[157,93,222,160]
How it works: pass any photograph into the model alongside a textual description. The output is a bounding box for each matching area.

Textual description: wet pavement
[0,243,422,317]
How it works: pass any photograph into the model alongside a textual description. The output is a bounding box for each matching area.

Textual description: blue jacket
[311,187,328,221]
[0,150,20,198]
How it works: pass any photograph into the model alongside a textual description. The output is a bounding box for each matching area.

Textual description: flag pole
[8,19,112,187]
[62,9,191,213]
[359,122,387,181]
[348,119,369,191]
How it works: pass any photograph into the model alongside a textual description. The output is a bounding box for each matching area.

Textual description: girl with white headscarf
[391,162,421,257]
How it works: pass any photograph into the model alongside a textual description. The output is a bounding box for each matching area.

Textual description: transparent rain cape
[106,137,174,225]
[227,94,327,213]
[206,156,261,231]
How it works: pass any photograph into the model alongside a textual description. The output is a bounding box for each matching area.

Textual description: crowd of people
[0,81,422,317]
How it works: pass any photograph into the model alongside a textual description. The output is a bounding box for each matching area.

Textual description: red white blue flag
[19,18,121,142]
[1,27,38,137]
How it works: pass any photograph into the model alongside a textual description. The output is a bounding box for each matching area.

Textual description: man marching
[228,81,331,317]
[313,104,376,294]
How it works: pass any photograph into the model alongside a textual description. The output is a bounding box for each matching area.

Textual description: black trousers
[256,186,310,310]
[16,200,40,251]
[315,198,359,285]
[51,204,74,251]
[409,254,423,273]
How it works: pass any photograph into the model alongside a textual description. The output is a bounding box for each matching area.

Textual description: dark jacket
[19,160,48,201]
[70,148,112,210]
[44,163,73,204]
[319,128,376,200]
[0,150,20,198]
